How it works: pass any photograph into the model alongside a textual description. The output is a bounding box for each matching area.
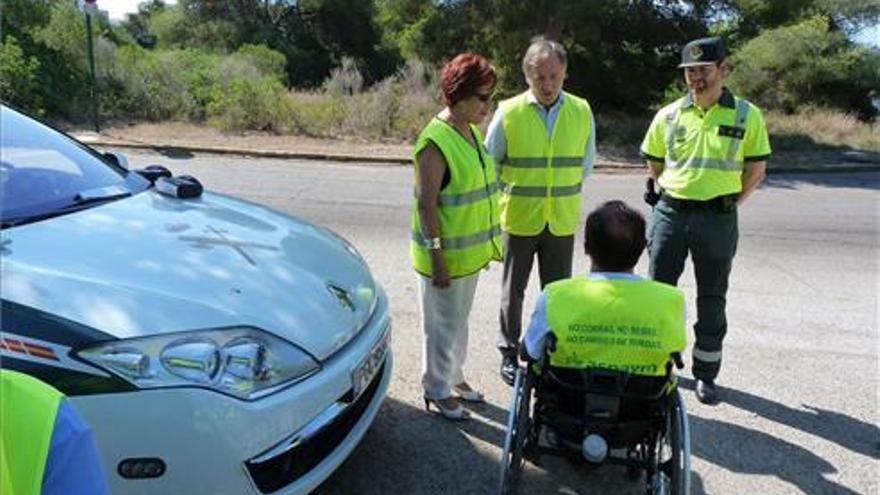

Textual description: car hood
[0,190,377,361]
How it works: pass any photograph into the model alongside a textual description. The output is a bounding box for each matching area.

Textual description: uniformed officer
[485,36,596,385]
[1,369,109,495]
[522,200,686,376]
[640,37,771,404]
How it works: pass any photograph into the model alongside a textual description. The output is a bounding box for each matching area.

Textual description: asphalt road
[121,150,879,495]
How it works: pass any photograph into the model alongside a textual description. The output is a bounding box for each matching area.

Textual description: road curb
[86,140,413,164]
[82,139,880,174]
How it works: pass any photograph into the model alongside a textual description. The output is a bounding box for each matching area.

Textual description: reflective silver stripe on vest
[692,347,722,363]
[665,157,742,171]
[438,182,499,206]
[412,224,502,249]
[502,156,583,168]
[499,182,582,198]
[665,97,687,161]
[725,98,750,161]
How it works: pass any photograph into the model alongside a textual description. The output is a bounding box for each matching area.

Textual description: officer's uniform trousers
[648,196,738,381]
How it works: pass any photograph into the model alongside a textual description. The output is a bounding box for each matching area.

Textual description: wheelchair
[498,345,691,495]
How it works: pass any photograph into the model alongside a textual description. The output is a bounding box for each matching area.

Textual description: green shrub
[285,91,346,137]
[0,35,43,114]
[341,79,403,138]
[728,16,879,118]
[231,44,287,83]
[111,46,190,120]
[207,75,287,131]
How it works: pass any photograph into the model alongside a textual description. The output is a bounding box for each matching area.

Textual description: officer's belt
[659,192,737,211]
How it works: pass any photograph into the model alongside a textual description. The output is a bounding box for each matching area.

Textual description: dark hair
[583,200,647,272]
[440,53,497,106]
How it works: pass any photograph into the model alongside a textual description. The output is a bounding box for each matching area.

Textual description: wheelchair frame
[498,355,691,495]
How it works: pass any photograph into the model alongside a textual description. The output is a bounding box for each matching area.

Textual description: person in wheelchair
[523,198,686,375]
[499,200,690,495]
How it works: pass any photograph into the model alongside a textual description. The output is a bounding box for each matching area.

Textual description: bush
[284,57,440,140]
[0,35,43,114]
[390,59,439,140]
[285,91,345,137]
[108,44,291,129]
[231,44,287,83]
[728,16,879,119]
[207,75,288,131]
[323,57,364,96]
[111,46,193,120]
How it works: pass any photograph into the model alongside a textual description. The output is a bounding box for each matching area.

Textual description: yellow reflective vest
[410,118,503,277]
[546,277,686,376]
[498,91,592,236]
[1,370,63,495]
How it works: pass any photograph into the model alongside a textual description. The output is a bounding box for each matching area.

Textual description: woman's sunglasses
[474,92,494,102]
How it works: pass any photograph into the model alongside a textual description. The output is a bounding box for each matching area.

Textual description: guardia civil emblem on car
[328,283,356,311]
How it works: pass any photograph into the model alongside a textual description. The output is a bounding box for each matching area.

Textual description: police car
[0,104,392,494]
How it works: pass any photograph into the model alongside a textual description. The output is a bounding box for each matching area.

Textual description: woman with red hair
[410,53,503,420]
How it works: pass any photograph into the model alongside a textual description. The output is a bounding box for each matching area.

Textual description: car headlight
[78,327,319,400]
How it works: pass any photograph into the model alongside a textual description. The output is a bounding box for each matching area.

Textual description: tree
[727,15,880,119]
[0,36,42,112]
[377,0,708,112]
[712,0,880,43]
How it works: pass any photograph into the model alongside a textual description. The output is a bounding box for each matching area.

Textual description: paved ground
[112,149,879,495]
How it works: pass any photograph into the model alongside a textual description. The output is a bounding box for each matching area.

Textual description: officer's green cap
[679,37,726,68]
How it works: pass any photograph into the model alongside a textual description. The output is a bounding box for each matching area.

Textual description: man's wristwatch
[425,237,442,250]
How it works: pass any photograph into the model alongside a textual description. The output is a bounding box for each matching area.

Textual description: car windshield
[0,105,150,228]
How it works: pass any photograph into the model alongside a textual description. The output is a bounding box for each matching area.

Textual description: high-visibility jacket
[410,118,503,277]
[640,89,771,200]
[0,370,63,495]
[497,91,592,236]
[545,277,686,376]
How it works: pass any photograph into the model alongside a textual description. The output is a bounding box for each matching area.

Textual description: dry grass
[765,107,879,152]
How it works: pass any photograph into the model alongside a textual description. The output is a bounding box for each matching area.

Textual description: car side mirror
[103,151,130,170]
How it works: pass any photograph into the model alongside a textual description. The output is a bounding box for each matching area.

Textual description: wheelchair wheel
[498,366,532,495]
[650,389,691,495]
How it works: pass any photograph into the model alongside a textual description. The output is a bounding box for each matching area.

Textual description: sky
[102,0,174,21]
[103,0,877,46]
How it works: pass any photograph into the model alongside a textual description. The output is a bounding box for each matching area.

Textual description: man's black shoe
[695,379,719,405]
[500,356,517,387]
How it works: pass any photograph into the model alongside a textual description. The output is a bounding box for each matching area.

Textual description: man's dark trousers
[647,198,738,380]
[498,226,574,357]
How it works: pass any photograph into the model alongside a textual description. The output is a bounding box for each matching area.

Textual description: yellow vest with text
[498,91,591,236]
[1,370,64,495]
[546,277,686,376]
[410,118,503,277]
[657,95,756,200]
